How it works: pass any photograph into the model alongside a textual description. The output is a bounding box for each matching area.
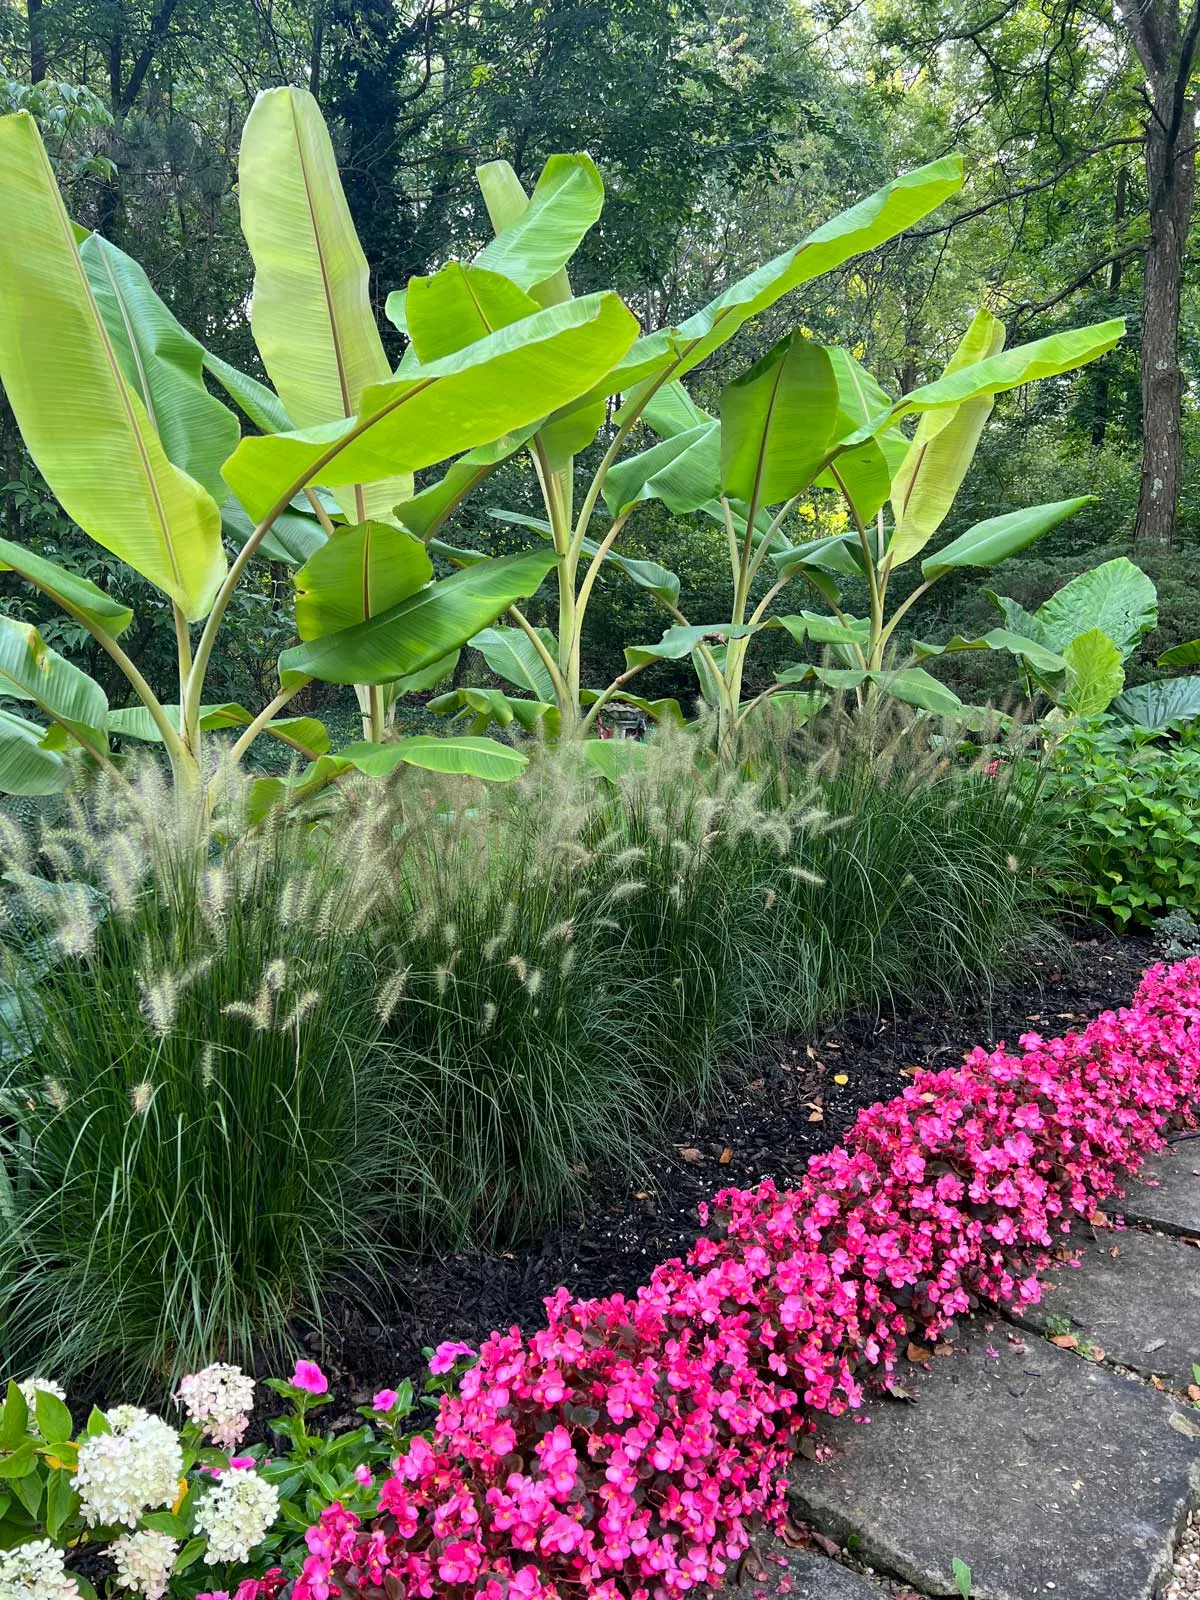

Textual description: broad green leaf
[580,690,686,726]
[603,422,720,516]
[643,380,713,437]
[889,309,1005,567]
[537,400,607,469]
[389,651,460,696]
[852,319,1125,446]
[816,350,905,522]
[430,687,558,735]
[921,498,1095,580]
[624,622,762,670]
[0,112,225,619]
[294,522,433,639]
[107,703,329,759]
[202,349,293,433]
[0,535,132,637]
[238,86,409,522]
[33,1390,73,1446]
[475,154,603,297]
[1110,677,1200,729]
[0,1442,35,1480]
[1036,557,1157,658]
[223,293,638,520]
[987,590,1047,645]
[471,626,557,699]
[0,617,108,747]
[581,739,648,780]
[1063,628,1124,715]
[80,233,240,502]
[221,497,329,567]
[775,661,964,714]
[0,1384,27,1447]
[341,735,528,781]
[581,541,681,608]
[1158,638,1200,668]
[405,264,540,363]
[395,428,538,542]
[911,628,1068,675]
[775,612,870,648]
[772,533,862,581]
[601,156,965,405]
[720,335,839,506]
[44,1466,77,1539]
[279,548,557,687]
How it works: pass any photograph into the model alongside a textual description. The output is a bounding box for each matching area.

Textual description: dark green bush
[1046,722,1200,925]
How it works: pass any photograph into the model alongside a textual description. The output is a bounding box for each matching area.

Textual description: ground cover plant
[7,955,1185,1599]
[0,717,1061,1389]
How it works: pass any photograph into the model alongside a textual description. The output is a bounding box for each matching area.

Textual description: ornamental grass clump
[273,958,1200,1600]
[0,762,401,1386]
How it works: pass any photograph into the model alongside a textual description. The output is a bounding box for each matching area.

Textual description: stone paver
[1106,1139,1200,1236]
[789,1325,1200,1600]
[1011,1226,1200,1387]
[756,1548,892,1598]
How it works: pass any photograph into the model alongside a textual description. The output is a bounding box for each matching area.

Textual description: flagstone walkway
[757,1139,1200,1600]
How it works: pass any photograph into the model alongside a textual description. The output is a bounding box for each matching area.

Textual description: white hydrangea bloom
[110,1530,178,1600]
[16,1376,67,1408]
[0,1539,80,1600]
[194,1467,280,1563]
[72,1406,183,1528]
[175,1362,256,1449]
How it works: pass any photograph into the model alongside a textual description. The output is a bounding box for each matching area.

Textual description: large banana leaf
[294,523,433,640]
[591,156,964,408]
[720,334,839,506]
[581,542,682,608]
[404,264,540,363]
[475,154,602,299]
[107,702,330,758]
[813,347,904,520]
[80,234,240,503]
[0,535,132,637]
[470,626,557,699]
[221,498,329,566]
[910,629,1068,675]
[1159,639,1200,668]
[921,498,1095,580]
[279,548,558,687]
[0,708,71,794]
[887,309,1005,566]
[238,86,409,523]
[1035,556,1156,658]
[851,320,1125,446]
[624,622,764,670]
[0,112,225,620]
[0,617,108,748]
[202,350,293,433]
[776,660,965,715]
[603,422,720,516]
[224,293,638,520]
[430,687,559,735]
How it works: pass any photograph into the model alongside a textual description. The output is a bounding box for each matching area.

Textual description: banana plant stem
[228,681,309,763]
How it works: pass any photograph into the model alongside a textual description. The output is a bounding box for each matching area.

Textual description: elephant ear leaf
[238,86,411,522]
[0,112,225,621]
[1035,557,1157,659]
[1063,628,1125,716]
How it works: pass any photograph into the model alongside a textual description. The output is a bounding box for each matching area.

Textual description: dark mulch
[311,930,1154,1406]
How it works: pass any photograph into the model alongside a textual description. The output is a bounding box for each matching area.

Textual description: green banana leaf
[429,687,559,736]
[0,707,72,794]
[395,428,540,543]
[475,154,603,296]
[106,702,330,759]
[911,629,1069,675]
[624,622,764,670]
[720,334,839,506]
[0,617,108,749]
[470,626,558,700]
[404,264,541,363]
[579,690,686,726]
[921,498,1095,580]
[1158,639,1200,668]
[0,112,225,620]
[294,523,433,640]
[202,349,293,434]
[0,535,132,637]
[223,293,638,520]
[602,422,720,516]
[238,86,409,523]
[279,548,558,687]
[80,233,240,503]
[220,497,329,567]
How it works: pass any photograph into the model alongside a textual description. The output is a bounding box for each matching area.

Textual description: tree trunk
[1135,99,1195,545]
[28,0,46,84]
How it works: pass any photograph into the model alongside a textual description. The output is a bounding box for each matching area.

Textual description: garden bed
[302,929,1153,1410]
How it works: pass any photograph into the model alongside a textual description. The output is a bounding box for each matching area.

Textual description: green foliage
[1046,723,1200,926]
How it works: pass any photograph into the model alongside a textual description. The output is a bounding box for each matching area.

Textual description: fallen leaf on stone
[719,1147,732,1165]
[1142,1337,1167,1353]
[1168,1410,1200,1439]
[807,1532,842,1559]
[676,1147,703,1163]
[1085,1346,1105,1363]
[1187,1385,1200,1402]
[1109,1247,1120,1258]
[1152,1376,1166,1390]
[934,1343,954,1357]
[888,1384,919,1402]
[1049,1333,1078,1350]
[807,1110,824,1123]
[907,1342,933,1363]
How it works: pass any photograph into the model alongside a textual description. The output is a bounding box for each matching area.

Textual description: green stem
[228,682,308,764]
[507,604,570,702]
[830,463,883,668]
[55,594,190,767]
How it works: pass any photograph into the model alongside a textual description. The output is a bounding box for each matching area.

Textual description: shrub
[1046,721,1200,925]
[0,765,402,1386]
[271,957,1200,1600]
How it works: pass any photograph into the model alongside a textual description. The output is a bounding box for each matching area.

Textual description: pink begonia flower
[260,959,1200,1600]
[372,1388,399,1411]
[429,1340,474,1375]
[291,1359,328,1394]
[229,1455,255,1470]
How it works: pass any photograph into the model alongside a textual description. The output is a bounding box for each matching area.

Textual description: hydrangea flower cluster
[16,1376,66,1408]
[72,1405,184,1528]
[232,959,1200,1600]
[110,1528,179,1599]
[195,1467,281,1563]
[0,1539,80,1600]
[176,1363,257,1449]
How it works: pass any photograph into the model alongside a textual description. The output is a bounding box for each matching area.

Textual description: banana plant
[590,308,1122,747]
[0,97,640,803]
